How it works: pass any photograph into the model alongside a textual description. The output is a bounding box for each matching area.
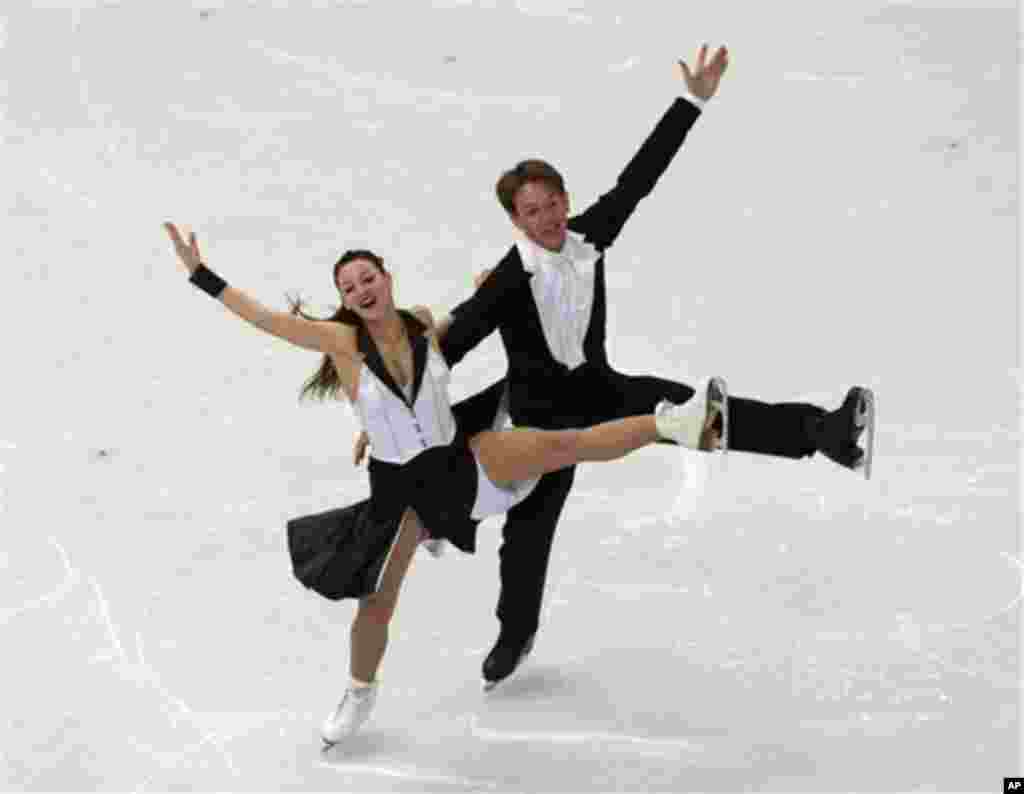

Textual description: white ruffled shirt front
[436,93,705,374]
[514,93,704,370]
[516,230,602,371]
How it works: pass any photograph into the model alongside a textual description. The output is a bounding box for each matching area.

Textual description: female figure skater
[163,223,724,746]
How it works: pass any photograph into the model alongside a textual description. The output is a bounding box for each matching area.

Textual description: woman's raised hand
[164,222,203,275]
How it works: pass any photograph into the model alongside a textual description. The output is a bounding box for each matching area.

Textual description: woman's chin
[359,303,389,320]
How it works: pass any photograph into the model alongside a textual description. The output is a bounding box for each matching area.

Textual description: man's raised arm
[570,44,729,251]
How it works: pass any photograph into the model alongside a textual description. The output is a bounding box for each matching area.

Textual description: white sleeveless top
[350,342,458,464]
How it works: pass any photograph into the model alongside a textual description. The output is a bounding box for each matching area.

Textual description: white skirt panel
[470,452,540,520]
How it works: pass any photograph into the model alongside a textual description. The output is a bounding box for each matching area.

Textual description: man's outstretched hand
[678,44,729,101]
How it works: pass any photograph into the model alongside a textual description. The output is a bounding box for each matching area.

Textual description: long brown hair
[287,249,388,402]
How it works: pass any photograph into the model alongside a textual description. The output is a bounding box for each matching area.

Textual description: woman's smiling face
[336,257,392,320]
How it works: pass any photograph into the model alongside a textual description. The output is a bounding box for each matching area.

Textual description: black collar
[356,311,429,408]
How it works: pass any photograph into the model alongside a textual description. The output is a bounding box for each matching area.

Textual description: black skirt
[286,378,507,601]
[287,498,396,601]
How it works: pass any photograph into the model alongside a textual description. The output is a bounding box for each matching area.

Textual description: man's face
[510,180,570,252]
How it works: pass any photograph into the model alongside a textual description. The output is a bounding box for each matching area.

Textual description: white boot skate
[655,376,728,452]
[320,683,378,748]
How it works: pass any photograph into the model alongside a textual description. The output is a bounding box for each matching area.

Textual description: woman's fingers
[164,222,183,248]
[165,222,193,258]
[164,222,203,274]
[353,432,369,465]
[165,222,190,265]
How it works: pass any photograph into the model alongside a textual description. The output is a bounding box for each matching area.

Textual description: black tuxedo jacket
[441,97,702,432]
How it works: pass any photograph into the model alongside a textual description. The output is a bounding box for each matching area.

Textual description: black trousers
[495,365,826,638]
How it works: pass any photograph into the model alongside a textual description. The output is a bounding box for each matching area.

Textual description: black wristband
[189,264,228,299]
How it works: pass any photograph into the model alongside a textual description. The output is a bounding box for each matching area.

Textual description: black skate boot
[482,630,535,692]
[808,387,876,479]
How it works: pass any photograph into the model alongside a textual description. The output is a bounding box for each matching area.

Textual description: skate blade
[705,376,728,454]
[846,388,876,480]
[860,388,876,481]
[481,647,533,694]
[482,670,520,694]
[713,376,728,454]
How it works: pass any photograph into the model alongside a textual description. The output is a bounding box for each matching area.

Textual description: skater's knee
[547,430,581,469]
[358,594,397,626]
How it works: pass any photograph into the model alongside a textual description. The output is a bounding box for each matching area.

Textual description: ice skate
[810,386,876,479]
[320,683,378,749]
[482,631,535,692]
[655,376,728,452]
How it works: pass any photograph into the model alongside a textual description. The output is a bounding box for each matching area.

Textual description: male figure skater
[415,44,871,689]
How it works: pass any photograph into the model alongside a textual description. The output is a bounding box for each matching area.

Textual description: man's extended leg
[602,370,824,459]
[485,463,576,688]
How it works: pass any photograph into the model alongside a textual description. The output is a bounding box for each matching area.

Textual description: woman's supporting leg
[349,508,423,684]
[470,415,660,488]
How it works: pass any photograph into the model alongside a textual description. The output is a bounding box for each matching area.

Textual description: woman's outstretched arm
[164,222,360,362]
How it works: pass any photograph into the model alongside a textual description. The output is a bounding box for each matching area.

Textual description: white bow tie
[519,232,599,276]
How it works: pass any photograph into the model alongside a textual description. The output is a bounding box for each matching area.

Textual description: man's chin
[542,232,567,252]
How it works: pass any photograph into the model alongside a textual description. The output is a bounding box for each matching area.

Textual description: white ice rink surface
[1,0,1020,790]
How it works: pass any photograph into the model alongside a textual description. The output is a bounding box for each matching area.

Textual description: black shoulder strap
[356,311,430,407]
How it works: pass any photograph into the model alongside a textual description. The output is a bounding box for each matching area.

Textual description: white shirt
[516,230,602,371]
[518,92,705,370]
[437,93,705,369]
[349,343,458,464]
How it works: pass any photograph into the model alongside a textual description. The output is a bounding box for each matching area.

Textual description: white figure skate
[655,376,728,452]
[321,683,378,749]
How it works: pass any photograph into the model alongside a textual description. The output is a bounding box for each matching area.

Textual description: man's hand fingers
[714,46,729,75]
[696,43,708,73]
